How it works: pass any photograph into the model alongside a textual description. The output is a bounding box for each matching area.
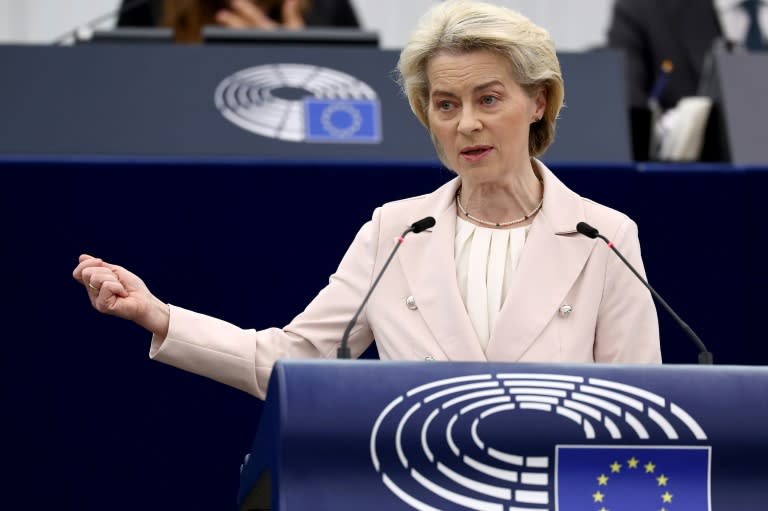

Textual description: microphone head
[576,222,599,239]
[411,216,436,234]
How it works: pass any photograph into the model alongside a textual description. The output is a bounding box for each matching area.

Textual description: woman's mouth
[460,145,493,162]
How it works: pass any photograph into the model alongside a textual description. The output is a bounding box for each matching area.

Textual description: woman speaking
[74,0,661,400]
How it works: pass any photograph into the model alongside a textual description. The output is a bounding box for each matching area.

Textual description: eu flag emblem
[556,445,711,510]
[304,99,381,143]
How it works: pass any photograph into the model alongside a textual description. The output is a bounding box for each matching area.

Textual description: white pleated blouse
[454,216,530,350]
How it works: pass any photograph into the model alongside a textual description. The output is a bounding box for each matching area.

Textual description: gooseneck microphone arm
[337,216,435,359]
[576,222,713,365]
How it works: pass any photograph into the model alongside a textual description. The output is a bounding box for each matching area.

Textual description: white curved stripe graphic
[502,380,576,390]
[514,395,560,405]
[471,417,484,450]
[604,415,622,439]
[624,411,650,439]
[407,375,493,397]
[555,405,582,425]
[588,377,666,406]
[424,382,500,403]
[583,418,596,439]
[571,392,622,416]
[562,399,603,421]
[508,388,567,398]
[480,403,517,419]
[526,457,548,468]
[460,396,512,416]
[411,469,503,511]
[671,403,708,439]
[463,455,519,483]
[397,402,422,468]
[514,489,549,505]
[519,403,552,412]
[371,394,403,471]
[421,408,440,463]
[520,472,548,485]
[487,448,524,466]
[443,389,506,409]
[437,462,512,500]
[382,474,442,511]
[580,385,644,411]
[447,414,460,456]
[648,407,679,439]
[496,373,583,383]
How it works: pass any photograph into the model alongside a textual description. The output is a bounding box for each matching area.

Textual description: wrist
[139,296,170,339]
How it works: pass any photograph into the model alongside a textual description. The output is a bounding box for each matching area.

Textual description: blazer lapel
[397,179,487,361]
[485,162,595,361]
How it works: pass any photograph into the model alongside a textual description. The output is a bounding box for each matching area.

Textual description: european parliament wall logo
[370,373,711,510]
[214,63,381,144]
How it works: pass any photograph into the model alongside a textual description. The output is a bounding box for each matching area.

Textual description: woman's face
[426,50,545,186]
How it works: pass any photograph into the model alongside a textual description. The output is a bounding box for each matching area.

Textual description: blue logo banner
[556,445,711,510]
[304,99,381,143]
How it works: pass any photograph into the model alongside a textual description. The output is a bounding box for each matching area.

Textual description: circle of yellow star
[645,461,656,473]
[627,457,639,468]
[661,491,674,503]
[593,491,605,503]
[610,461,622,473]
[657,474,669,486]
[597,474,609,486]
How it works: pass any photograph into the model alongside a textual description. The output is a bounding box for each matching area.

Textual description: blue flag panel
[304,99,381,143]
[556,445,710,511]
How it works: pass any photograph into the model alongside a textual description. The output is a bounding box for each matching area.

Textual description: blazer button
[424,356,434,361]
[405,295,418,310]
[559,304,573,317]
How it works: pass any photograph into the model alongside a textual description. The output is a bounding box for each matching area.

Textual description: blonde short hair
[397,0,564,157]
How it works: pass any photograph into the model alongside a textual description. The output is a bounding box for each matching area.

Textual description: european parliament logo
[214,63,382,144]
[370,373,712,510]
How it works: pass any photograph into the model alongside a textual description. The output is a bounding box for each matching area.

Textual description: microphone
[337,216,436,359]
[576,221,713,365]
[51,0,151,45]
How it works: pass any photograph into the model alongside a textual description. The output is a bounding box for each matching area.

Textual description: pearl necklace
[455,188,543,228]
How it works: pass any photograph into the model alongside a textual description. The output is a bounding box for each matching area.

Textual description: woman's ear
[535,86,548,120]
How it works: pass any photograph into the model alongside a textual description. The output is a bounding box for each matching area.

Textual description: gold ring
[88,282,99,292]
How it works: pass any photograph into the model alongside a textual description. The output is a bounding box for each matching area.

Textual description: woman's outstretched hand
[73,254,170,338]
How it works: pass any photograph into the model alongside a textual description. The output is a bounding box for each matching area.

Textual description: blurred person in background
[117,0,360,42]
[607,0,767,160]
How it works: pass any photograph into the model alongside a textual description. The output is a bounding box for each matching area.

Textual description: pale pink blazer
[151,161,661,399]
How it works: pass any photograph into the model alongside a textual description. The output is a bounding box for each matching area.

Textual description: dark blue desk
[2,157,766,510]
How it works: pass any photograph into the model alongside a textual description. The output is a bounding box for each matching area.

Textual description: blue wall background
[2,157,766,510]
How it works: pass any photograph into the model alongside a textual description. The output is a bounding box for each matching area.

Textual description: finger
[88,270,120,291]
[281,0,305,29]
[94,281,131,316]
[226,0,277,28]
[99,279,129,300]
[73,257,104,282]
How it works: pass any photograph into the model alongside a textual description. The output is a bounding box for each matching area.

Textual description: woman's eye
[481,96,497,105]
[438,101,453,111]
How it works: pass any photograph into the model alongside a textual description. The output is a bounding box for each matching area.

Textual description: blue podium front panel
[240,360,767,510]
